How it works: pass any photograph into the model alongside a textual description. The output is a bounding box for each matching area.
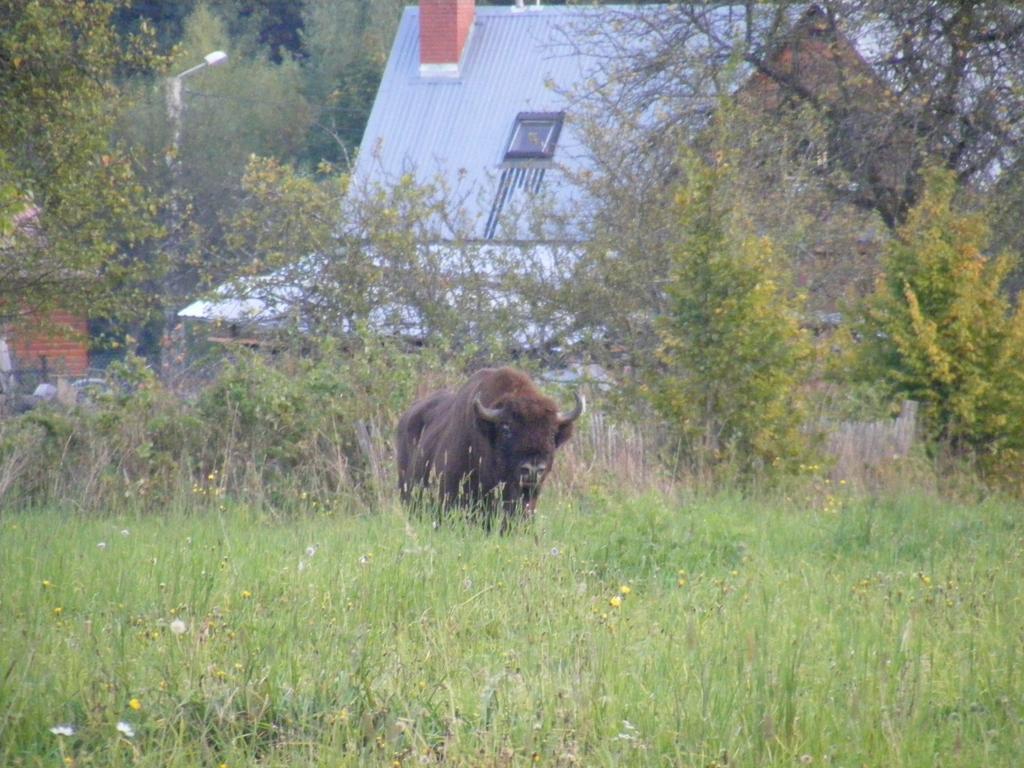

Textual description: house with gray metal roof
[180,1,885,343]
[352,0,615,242]
[354,1,895,244]
[180,0,625,336]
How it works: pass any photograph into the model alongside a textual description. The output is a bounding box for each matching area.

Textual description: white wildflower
[116,721,135,738]
[97,541,107,550]
[305,545,317,558]
[120,529,130,537]
[49,725,76,737]
[615,719,640,742]
[550,546,560,557]
[169,618,187,635]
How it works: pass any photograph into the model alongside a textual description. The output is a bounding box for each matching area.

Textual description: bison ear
[555,420,574,447]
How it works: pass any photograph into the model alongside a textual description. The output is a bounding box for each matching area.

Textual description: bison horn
[558,392,585,424]
[474,396,505,423]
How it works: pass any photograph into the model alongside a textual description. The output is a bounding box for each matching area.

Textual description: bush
[647,149,813,477]
[0,355,197,512]
[0,340,450,513]
[854,166,1024,488]
[195,337,432,508]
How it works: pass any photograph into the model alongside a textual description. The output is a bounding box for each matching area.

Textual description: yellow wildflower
[129,698,141,711]
[609,595,622,608]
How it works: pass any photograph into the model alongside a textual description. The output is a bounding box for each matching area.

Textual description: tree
[0,0,164,328]
[855,166,1024,468]
[649,145,813,474]
[299,0,405,166]
[116,1,411,307]
[155,2,313,247]
[563,67,881,372]
[206,156,575,362]
[0,151,21,234]
[567,2,1024,231]
[114,1,305,60]
[117,0,404,168]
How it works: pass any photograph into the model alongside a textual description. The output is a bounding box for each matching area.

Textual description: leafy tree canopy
[649,135,813,474]
[0,0,166,327]
[569,1,1024,230]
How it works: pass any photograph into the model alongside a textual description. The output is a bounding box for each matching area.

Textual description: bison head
[474,391,584,507]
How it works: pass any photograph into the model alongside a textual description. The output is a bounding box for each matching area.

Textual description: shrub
[647,149,813,477]
[0,340,448,513]
[195,336,440,508]
[854,166,1024,488]
[0,355,197,511]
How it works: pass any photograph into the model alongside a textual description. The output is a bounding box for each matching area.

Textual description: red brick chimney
[419,0,475,78]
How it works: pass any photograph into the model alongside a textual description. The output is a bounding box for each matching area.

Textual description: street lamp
[165,50,228,167]
[160,50,228,374]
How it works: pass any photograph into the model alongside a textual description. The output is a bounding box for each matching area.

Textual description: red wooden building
[2,206,90,389]
[5,310,90,379]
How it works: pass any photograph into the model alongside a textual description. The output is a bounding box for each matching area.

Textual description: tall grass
[2,490,1021,766]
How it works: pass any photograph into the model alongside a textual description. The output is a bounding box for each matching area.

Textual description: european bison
[396,367,584,528]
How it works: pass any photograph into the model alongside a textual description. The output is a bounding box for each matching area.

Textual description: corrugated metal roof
[354,5,620,241]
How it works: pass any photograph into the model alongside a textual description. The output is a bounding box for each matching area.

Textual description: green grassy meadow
[1,490,1022,766]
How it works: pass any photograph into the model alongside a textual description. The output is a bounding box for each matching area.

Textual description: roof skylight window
[504,112,564,160]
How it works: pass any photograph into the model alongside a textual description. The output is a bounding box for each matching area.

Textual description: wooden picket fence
[825,400,919,484]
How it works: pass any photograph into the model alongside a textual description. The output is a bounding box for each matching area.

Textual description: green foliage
[213,155,573,359]
[648,149,813,475]
[114,1,306,58]
[0,0,165,326]
[0,150,21,235]
[0,340,445,512]
[113,2,320,352]
[119,3,316,269]
[195,340,427,502]
[173,5,314,178]
[855,166,1024,479]
[0,354,199,511]
[299,0,405,165]
[217,155,343,291]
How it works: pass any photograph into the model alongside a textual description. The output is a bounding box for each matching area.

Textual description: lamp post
[159,51,227,377]
[165,50,228,168]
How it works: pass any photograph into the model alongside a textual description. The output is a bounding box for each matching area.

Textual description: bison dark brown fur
[396,367,583,528]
